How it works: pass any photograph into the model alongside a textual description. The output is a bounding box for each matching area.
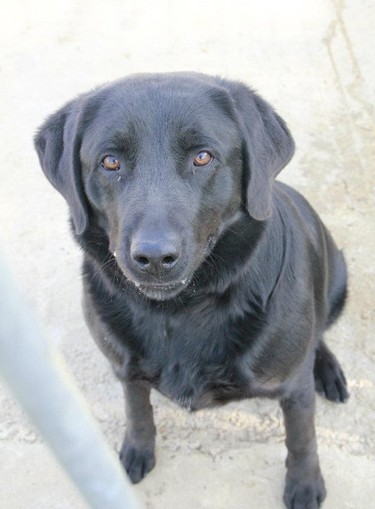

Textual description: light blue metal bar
[0,257,143,509]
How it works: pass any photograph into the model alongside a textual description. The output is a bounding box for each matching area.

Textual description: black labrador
[35,73,348,509]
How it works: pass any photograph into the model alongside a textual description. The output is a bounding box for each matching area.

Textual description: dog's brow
[177,128,219,151]
[112,130,138,150]
[92,130,139,157]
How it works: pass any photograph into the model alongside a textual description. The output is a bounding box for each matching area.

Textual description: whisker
[223,225,243,239]
[175,293,188,315]
[90,255,115,281]
[209,251,228,266]
[203,257,222,280]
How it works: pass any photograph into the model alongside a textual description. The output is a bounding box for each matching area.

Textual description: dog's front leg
[119,380,156,483]
[280,375,326,509]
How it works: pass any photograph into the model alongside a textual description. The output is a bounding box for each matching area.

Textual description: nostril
[134,255,150,268]
[162,254,178,267]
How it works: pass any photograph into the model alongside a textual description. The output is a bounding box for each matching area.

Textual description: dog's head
[35,73,294,300]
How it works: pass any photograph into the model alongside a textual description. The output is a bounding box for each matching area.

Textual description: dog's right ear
[34,98,88,235]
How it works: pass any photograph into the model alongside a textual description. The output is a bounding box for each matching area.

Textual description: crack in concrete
[323,0,375,176]
[327,0,363,81]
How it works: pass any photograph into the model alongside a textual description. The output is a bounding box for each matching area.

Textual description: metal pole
[0,256,143,509]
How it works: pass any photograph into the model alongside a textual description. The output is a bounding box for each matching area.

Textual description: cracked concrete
[0,0,374,508]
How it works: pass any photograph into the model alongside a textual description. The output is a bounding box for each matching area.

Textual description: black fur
[35,73,349,509]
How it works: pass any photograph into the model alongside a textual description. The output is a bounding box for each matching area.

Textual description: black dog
[35,73,348,509]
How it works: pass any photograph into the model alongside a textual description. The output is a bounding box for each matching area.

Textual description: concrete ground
[0,0,374,508]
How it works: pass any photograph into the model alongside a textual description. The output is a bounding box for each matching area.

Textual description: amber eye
[193,151,213,167]
[102,155,121,171]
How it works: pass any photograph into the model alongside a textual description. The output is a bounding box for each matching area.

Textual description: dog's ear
[34,98,88,235]
[225,82,295,220]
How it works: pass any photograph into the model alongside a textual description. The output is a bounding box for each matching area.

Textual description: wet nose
[130,239,181,275]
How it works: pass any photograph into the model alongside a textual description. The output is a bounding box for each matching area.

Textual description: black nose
[131,240,181,275]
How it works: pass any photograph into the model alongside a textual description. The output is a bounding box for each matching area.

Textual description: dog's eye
[193,151,213,167]
[101,155,121,171]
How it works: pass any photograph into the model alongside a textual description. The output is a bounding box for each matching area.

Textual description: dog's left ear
[225,82,295,220]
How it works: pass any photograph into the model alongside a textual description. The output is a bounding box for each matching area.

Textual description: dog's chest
[126,313,249,410]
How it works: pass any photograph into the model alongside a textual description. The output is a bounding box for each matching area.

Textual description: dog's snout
[131,239,181,275]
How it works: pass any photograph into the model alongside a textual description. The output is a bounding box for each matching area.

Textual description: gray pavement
[0,1,374,508]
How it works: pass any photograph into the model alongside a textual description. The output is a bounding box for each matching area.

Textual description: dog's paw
[119,441,156,483]
[283,474,326,509]
[314,344,349,403]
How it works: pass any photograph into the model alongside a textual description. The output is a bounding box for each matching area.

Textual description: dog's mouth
[133,278,191,301]
[114,254,194,301]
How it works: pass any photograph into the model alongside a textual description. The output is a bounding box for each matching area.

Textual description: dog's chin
[135,281,189,301]
[116,261,193,301]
